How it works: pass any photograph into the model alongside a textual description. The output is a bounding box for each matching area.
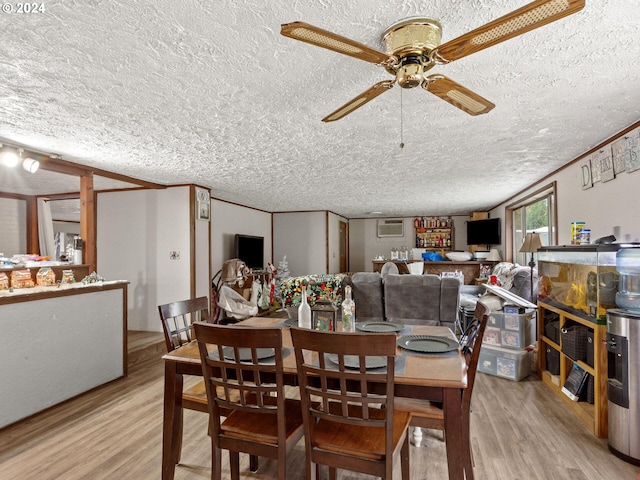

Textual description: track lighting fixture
[22,157,40,173]
[0,144,19,167]
[0,144,42,173]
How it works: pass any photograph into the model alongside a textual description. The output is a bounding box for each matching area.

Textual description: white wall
[348,215,469,272]
[97,187,192,332]
[211,199,272,276]
[0,197,26,256]
[273,212,326,276]
[490,131,640,253]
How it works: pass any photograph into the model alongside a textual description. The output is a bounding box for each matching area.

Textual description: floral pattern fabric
[279,273,347,308]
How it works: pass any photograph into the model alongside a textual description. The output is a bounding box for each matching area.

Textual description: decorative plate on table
[222,347,275,362]
[327,354,387,370]
[396,335,459,353]
[355,321,405,333]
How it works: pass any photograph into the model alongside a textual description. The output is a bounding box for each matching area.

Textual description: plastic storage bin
[478,345,532,381]
[482,311,535,349]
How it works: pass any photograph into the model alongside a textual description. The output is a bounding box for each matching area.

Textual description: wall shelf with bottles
[414,216,453,250]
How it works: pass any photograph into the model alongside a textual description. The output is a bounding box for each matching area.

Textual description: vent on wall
[377,219,404,237]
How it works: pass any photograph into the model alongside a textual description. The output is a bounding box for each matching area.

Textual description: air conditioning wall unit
[377,219,404,237]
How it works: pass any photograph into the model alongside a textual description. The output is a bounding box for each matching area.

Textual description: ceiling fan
[281,0,585,122]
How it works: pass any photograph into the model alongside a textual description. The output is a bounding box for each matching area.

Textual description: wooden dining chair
[158,297,258,471]
[194,323,305,480]
[290,327,411,480]
[158,297,211,453]
[159,297,210,352]
[395,300,490,474]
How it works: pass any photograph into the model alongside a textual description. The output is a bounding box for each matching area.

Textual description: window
[507,183,557,264]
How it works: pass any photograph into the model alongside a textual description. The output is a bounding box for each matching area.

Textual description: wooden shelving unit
[537,300,608,438]
[414,216,453,251]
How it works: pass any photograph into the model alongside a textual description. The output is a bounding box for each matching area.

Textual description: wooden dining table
[162,316,472,480]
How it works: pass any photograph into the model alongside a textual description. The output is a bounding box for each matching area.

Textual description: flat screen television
[234,234,264,270]
[466,218,501,246]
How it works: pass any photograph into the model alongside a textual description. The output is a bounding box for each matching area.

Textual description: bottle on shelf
[342,285,356,332]
[298,285,312,329]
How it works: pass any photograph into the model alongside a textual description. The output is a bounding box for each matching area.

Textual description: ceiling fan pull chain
[399,88,405,149]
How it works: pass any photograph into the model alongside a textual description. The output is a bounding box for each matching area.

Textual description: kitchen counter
[372,260,482,284]
[0,280,128,428]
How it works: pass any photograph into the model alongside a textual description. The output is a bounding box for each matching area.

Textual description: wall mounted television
[235,234,264,270]
[466,218,501,246]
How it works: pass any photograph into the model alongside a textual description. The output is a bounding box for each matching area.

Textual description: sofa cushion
[383,274,459,328]
[349,272,385,322]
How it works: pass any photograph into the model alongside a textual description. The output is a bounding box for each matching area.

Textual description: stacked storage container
[479,306,535,381]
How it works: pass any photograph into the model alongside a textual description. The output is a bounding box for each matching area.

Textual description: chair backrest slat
[158,297,210,351]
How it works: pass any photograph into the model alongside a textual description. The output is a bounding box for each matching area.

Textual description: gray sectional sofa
[344,272,461,332]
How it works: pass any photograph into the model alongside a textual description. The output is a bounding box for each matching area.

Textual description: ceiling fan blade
[432,0,585,63]
[281,21,394,65]
[423,75,495,116]
[322,80,395,122]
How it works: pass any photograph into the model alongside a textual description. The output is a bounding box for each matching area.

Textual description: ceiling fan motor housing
[383,17,443,55]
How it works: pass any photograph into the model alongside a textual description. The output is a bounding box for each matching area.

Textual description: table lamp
[486,248,502,263]
[519,232,543,301]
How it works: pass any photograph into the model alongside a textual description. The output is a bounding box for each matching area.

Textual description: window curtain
[37,198,55,258]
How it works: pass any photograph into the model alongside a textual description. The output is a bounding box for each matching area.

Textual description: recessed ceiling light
[368,211,384,215]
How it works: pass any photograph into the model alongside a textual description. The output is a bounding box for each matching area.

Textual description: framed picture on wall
[598,147,615,182]
[196,188,210,221]
[580,160,592,190]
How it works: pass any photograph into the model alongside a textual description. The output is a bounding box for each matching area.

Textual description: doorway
[339,221,348,273]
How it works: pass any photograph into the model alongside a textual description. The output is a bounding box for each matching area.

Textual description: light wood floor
[1,346,638,479]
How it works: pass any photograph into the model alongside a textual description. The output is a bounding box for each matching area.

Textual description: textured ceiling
[0,1,638,218]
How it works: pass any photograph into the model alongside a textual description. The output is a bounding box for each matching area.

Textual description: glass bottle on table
[342,286,356,332]
[298,285,312,329]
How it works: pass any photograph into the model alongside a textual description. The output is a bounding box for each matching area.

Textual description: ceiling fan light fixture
[397,56,425,88]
